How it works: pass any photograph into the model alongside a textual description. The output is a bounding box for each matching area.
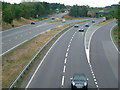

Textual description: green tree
[3,6,14,24]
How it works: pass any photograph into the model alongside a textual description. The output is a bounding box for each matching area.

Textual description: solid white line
[61,76,65,86]
[26,27,74,88]
[110,24,120,54]
[64,58,67,64]
[0,39,28,56]
[63,65,66,73]
[65,52,68,57]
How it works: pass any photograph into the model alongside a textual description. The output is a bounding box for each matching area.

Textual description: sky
[2,0,120,7]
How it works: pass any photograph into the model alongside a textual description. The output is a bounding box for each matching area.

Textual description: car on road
[85,23,89,27]
[70,73,88,90]
[92,20,95,23]
[78,27,84,32]
[74,24,79,28]
[62,19,66,23]
[51,17,55,20]
[31,21,35,24]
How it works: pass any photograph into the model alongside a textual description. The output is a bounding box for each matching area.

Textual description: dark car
[70,73,88,90]
[74,24,79,28]
[51,17,55,20]
[78,27,84,32]
[31,21,35,24]
[92,20,95,23]
[85,23,89,27]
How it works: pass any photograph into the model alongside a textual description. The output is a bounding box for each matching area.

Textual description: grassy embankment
[94,19,114,26]
[112,25,120,47]
[2,16,48,30]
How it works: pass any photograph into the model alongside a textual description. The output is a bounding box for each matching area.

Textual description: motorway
[22,18,119,89]
[1,13,92,56]
[90,21,119,88]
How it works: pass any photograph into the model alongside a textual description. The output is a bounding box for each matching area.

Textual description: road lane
[90,21,119,88]
[64,30,96,88]
[1,17,91,56]
[25,22,95,88]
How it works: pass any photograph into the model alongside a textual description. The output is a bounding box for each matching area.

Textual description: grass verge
[112,25,120,47]
[94,19,114,26]
[2,20,88,88]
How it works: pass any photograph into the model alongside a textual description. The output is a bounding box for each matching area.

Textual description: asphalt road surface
[1,13,92,56]
[90,21,119,88]
[24,19,105,89]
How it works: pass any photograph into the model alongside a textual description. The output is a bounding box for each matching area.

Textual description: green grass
[112,25,120,47]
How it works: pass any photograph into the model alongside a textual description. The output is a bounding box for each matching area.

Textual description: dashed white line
[26,27,74,88]
[93,76,96,79]
[68,44,70,48]
[63,65,66,73]
[61,76,65,86]
[95,82,98,85]
[94,79,97,81]
[65,52,68,57]
[64,58,67,64]
[67,48,69,52]
[96,85,99,88]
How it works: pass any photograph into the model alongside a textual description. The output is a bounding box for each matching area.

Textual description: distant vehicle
[70,73,88,90]
[92,20,95,23]
[85,23,89,27]
[62,19,66,23]
[74,24,79,28]
[78,27,84,32]
[31,21,35,24]
[51,17,55,20]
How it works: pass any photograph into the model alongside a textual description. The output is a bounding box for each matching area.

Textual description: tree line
[69,5,88,17]
[2,1,66,24]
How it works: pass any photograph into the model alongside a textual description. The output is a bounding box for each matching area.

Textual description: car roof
[73,73,86,80]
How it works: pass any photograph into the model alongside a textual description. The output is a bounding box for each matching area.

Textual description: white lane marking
[68,44,70,48]
[69,41,72,44]
[95,82,98,85]
[65,52,68,57]
[96,85,99,88]
[61,76,65,86]
[110,24,120,54]
[0,40,28,56]
[67,48,69,52]
[84,22,103,89]
[26,27,74,88]
[94,79,97,81]
[64,58,67,64]
[93,76,96,79]
[63,65,66,73]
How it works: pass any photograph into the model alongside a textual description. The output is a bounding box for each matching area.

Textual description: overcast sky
[2,0,119,7]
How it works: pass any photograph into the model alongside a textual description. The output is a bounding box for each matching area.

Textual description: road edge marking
[110,24,120,54]
[25,27,74,88]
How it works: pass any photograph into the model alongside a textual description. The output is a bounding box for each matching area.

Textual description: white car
[78,28,84,32]
[62,19,66,23]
